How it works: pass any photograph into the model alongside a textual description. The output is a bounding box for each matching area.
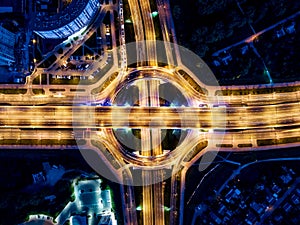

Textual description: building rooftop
[34,0,92,31]
[0,0,23,13]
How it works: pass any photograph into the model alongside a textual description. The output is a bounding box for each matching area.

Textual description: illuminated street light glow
[73,40,225,186]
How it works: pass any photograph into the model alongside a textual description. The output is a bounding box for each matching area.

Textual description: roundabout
[72,41,226,186]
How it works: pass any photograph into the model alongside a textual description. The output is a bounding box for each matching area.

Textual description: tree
[197,0,229,15]
[173,5,182,21]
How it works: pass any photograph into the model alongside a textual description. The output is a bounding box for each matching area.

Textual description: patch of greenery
[38,55,57,68]
[91,72,119,94]
[32,89,45,95]
[0,89,27,94]
[0,139,84,146]
[91,140,121,169]
[183,141,208,162]
[215,85,300,96]
[177,70,208,95]
[257,137,300,146]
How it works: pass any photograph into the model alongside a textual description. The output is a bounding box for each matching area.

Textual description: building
[32,171,46,184]
[44,195,56,202]
[98,215,113,225]
[280,173,293,184]
[42,162,52,173]
[0,26,16,66]
[225,188,241,203]
[219,51,232,65]
[250,202,265,216]
[285,22,296,34]
[21,214,55,225]
[70,215,87,225]
[101,190,112,210]
[209,212,222,225]
[0,0,24,13]
[55,178,117,225]
[33,0,100,39]
[245,211,257,225]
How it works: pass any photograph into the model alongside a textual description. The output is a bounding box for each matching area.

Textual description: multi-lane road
[0,103,299,130]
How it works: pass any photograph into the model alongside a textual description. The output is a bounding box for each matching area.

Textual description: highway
[139,0,157,66]
[127,0,157,66]
[0,103,299,129]
[137,78,164,225]
[127,0,147,65]
[0,129,78,140]
[0,102,299,155]
[1,101,300,168]
[148,79,164,225]
[156,0,176,67]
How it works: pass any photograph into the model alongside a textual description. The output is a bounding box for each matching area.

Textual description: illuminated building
[33,0,100,39]
[0,26,16,66]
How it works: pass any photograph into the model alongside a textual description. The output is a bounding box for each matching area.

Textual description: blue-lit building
[0,26,16,66]
[0,0,21,13]
[33,0,100,39]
